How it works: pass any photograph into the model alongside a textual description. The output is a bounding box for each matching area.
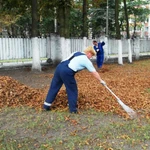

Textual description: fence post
[83,37,87,50]
[46,37,51,58]
[118,40,123,65]
[50,34,61,64]
[61,38,71,60]
[65,39,71,58]
[134,38,140,60]
[104,37,108,61]
[128,39,132,63]
[31,37,41,71]
[50,34,56,62]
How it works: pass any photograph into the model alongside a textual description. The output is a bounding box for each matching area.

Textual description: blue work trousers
[96,54,104,68]
[45,60,78,113]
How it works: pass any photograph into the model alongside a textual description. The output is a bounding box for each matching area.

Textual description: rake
[104,84,137,119]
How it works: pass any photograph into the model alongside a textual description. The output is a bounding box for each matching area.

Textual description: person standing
[43,46,106,113]
[93,40,105,68]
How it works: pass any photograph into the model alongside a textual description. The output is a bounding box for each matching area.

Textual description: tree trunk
[0,0,2,33]
[82,0,88,37]
[133,16,137,37]
[64,4,70,38]
[57,6,65,37]
[115,0,121,39]
[31,0,38,37]
[31,0,41,71]
[123,0,130,39]
[57,0,71,38]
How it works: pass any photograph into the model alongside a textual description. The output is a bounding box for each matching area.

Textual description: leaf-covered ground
[0,59,150,119]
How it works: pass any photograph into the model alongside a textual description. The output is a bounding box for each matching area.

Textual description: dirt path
[0,66,55,89]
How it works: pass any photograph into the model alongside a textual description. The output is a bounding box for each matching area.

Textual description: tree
[31,0,38,37]
[56,0,72,38]
[89,0,115,38]
[69,0,83,37]
[0,0,2,34]
[0,0,31,37]
[123,0,130,39]
[115,0,121,39]
[1,0,149,38]
[127,0,150,38]
[31,0,41,71]
[82,0,88,37]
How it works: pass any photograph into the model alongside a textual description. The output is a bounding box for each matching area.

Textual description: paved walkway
[0,53,150,69]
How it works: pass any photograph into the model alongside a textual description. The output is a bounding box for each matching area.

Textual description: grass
[0,58,150,150]
[0,58,47,63]
[0,107,150,150]
[146,88,150,93]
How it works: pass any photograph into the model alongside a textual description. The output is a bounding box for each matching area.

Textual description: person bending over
[43,46,106,113]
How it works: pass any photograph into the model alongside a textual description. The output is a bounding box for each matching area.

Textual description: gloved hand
[100,80,106,86]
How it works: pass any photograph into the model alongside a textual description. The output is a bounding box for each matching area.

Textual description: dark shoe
[43,104,50,111]
[70,111,78,114]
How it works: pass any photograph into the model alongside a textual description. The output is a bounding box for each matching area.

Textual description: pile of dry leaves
[0,60,150,118]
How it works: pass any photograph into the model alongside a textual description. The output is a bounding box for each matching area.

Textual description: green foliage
[89,0,116,37]
[0,0,150,38]
[69,8,83,37]
[128,0,150,17]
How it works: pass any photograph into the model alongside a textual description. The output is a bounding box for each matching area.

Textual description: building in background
[129,3,150,39]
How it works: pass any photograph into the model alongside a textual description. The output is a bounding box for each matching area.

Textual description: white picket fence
[0,35,150,67]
